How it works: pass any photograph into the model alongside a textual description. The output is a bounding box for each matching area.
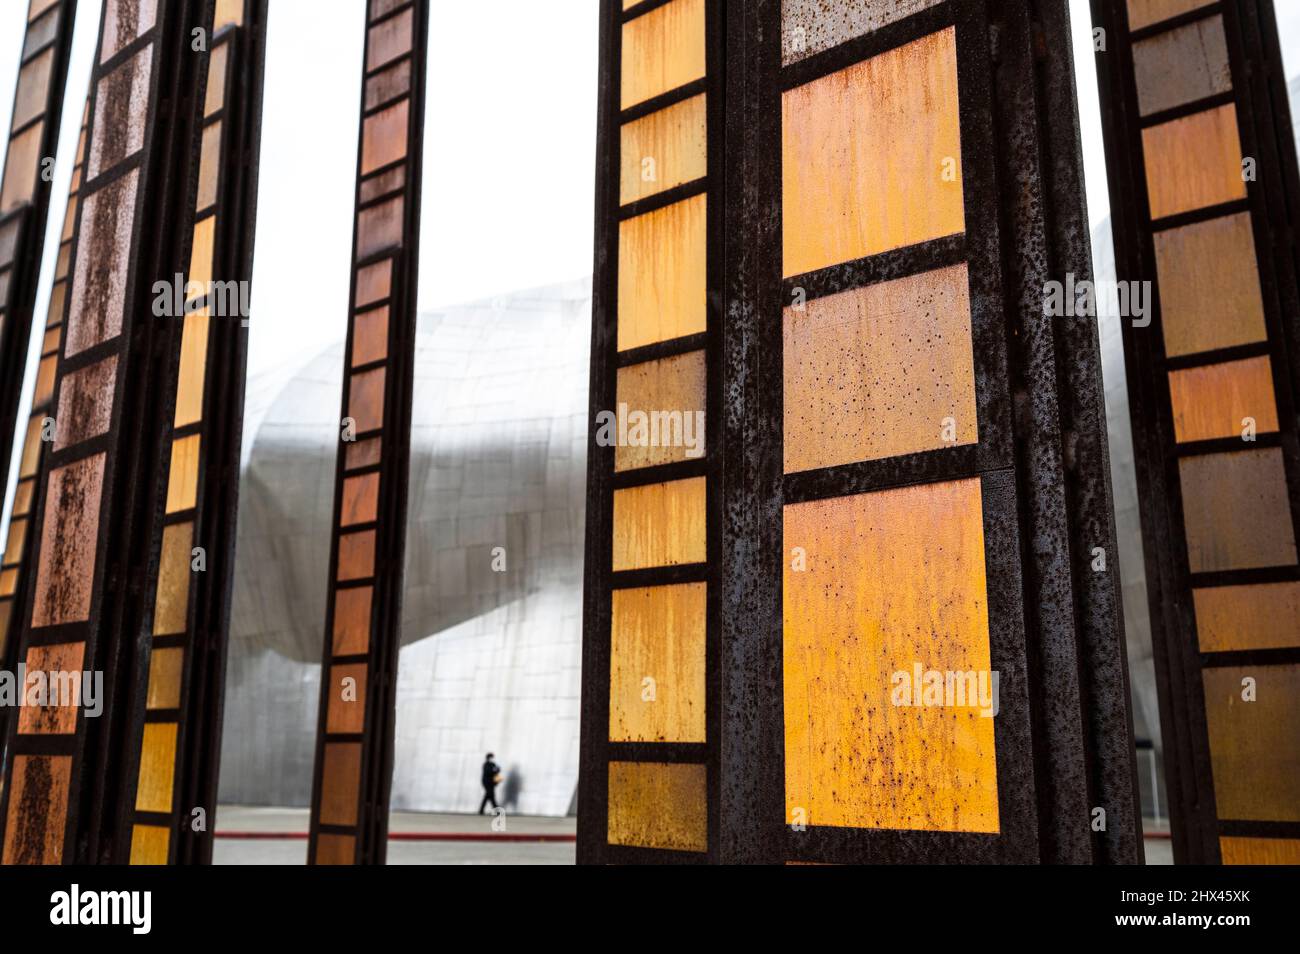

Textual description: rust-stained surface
[32,453,105,627]
[1202,664,1300,822]
[1167,355,1278,443]
[609,582,706,742]
[620,0,705,110]
[617,194,707,351]
[16,640,85,734]
[2,754,71,864]
[1178,449,1297,572]
[356,195,403,258]
[1219,836,1300,864]
[782,27,963,277]
[152,521,193,635]
[367,6,412,70]
[619,92,707,205]
[1142,104,1246,219]
[100,0,158,63]
[134,722,177,813]
[611,476,707,571]
[606,760,707,851]
[1194,582,1300,652]
[67,168,138,356]
[783,264,977,472]
[1154,213,1266,357]
[53,355,117,449]
[319,742,362,826]
[87,45,152,179]
[13,48,53,130]
[783,477,999,833]
[1131,14,1230,117]
[326,663,368,734]
[614,350,707,471]
[780,0,945,64]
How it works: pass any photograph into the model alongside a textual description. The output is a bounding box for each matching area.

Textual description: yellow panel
[214,0,244,29]
[783,477,999,832]
[19,417,41,479]
[195,121,221,210]
[1219,836,1300,865]
[146,646,184,710]
[1142,104,1246,220]
[174,310,210,427]
[165,434,201,513]
[620,0,706,110]
[1168,356,1278,443]
[784,264,977,472]
[614,350,706,471]
[782,27,963,277]
[129,825,170,865]
[619,93,707,205]
[1195,582,1300,652]
[3,518,25,565]
[607,761,707,851]
[135,722,178,813]
[609,583,706,743]
[153,522,193,636]
[617,194,706,352]
[33,355,55,405]
[1202,664,1300,822]
[611,477,706,571]
[1126,0,1213,31]
[204,42,228,117]
[187,217,215,300]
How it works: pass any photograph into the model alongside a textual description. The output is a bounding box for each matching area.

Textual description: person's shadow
[502,765,524,812]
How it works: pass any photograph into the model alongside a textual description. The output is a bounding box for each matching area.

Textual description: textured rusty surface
[32,454,105,627]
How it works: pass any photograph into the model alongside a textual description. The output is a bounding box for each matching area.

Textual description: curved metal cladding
[580,0,1141,864]
[118,0,268,866]
[0,0,80,643]
[1092,0,1300,864]
[0,0,213,865]
[307,0,429,866]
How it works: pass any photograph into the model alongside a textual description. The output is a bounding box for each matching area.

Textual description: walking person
[478,752,502,814]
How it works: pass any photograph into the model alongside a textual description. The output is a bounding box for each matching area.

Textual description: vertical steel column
[306,0,428,866]
[1092,0,1300,864]
[0,0,212,865]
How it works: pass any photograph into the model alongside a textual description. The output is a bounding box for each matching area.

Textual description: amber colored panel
[1219,837,1300,865]
[1142,105,1246,220]
[320,743,362,826]
[614,350,706,471]
[129,825,170,865]
[359,165,404,204]
[0,569,15,596]
[782,27,964,277]
[100,0,157,62]
[54,355,116,449]
[617,193,706,352]
[349,367,385,433]
[188,216,215,298]
[341,472,380,527]
[3,519,25,566]
[619,94,707,205]
[54,242,69,280]
[315,833,355,865]
[1179,448,1297,572]
[46,281,65,327]
[17,641,85,734]
[153,521,193,635]
[1126,0,1213,31]
[1202,664,1300,821]
[204,42,228,117]
[29,0,60,18]
[337,530,376,581]
[13,47,53,129]
[42,326,60,355]
[1,122,43,213]
[784,264,977,472]
[784,477,999,833]
[607,761,706,851]
[620,0,705,110]
[61,199,75,241]
[135,722,178,813]
[611,477,706,571]
[1132,15,1231,117]
[68,168,139,355]
[355,259,392,308]
[609,583,706,743]
[357,196,403,258]
[88,45,152,178]
[146,646,183,709]
[781,0,947,65]
[2,755,71,864]
[33,355,55,406]
[1155,213,1266,357]
[345,436,382,471]
[0,601,10,653]
[1168,356,1278,443]
[333,586,372,656]
[165,433,201,513]
[361,100,408,175]
[326,663,368,734]
[32,454,105,627]
[367,7,412,70]
[1195,582,1300,652]
[214,0,244,29]
[174,311,210,427]
[352,306,389,367]
[19,418,41,479]
[195,121,222,210]
[13,478,33,516]
[365,60,410,111]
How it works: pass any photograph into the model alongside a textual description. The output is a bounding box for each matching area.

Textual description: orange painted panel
[129,825,169,865]
[613,350,707,471]
[165,433,201,513]
[332,586,372,656]
[1126,0,1214,31]
[1168,355,1278,443]
[609,583,706,743]
[1179,449,1297,573]
[1142,104,1246,219]
[1202,664,1300,822]
[337,530,376,581]
[135,722,178,813]
[619,93,707,205]
[33,454,105,627]
[153,522,193,636]
[607,761,707,851]
[784,263,977,472]
[17,641,84,734]
[783,477,999,833]
[611,477,706,571]
[1194,582,1300,652]
[617,193,707,352]
[620,0,706,110]
[326,663,368,735]
[320,743,361,826]
[174,310,210,427]
[782,27,964,277]
[146,646,184,710]
[1219,837,1300,865]
[3,754,71,864]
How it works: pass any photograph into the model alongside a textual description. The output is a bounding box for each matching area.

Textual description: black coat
[481,761,500,787]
